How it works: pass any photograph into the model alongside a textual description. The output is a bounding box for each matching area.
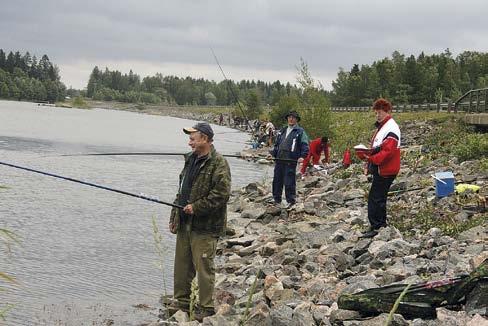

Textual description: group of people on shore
[166,98,401,321]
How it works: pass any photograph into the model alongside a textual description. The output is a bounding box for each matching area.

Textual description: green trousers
[173,226,218,310]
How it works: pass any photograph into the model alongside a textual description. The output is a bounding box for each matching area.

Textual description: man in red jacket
[360,98,401,238]
[300,136,330,175]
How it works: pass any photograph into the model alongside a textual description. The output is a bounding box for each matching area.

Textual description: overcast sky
[2,0,487,90]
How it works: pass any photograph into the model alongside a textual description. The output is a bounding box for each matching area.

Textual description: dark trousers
[272,162,297,204]
[368,174,395,229]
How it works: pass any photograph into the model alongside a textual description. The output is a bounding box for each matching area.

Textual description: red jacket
[300,138,330,174]
[368,115,401,176]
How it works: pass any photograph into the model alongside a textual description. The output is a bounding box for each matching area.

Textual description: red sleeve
[368,137,398,165]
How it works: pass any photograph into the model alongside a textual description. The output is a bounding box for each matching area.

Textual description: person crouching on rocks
[360,98,401,238]
[299,136,330,177]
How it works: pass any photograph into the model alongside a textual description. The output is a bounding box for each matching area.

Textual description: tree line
[2,48,488,109]
[0,49,66,102]
[85,65,310,106]
[330,49,488,106]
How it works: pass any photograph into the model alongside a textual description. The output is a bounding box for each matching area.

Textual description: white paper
[354,144,368,150]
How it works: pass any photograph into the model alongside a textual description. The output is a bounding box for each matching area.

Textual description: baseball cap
[183,122,214,140]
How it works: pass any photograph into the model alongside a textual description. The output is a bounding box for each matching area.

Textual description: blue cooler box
[435,171,455,198]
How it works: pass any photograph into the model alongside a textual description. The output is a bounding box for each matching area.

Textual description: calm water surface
[0,100,270,325]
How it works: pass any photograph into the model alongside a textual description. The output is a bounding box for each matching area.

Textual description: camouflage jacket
[170,146,231,235]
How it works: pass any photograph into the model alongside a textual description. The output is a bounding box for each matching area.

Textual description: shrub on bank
[454,132,488,162]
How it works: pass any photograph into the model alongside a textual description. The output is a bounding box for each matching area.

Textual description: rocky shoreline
[142,117,487,325]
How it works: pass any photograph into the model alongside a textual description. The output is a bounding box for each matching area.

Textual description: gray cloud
[1,0,487,89]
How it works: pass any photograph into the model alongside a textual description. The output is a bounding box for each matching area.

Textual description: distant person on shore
[269,111,309,209]
[219,113,223,125]
[168,122,231,321]
[359,98,401,238]
[299,136,330,176]
[264,119,275,147]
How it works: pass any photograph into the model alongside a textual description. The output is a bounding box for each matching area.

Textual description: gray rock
[292,302,315,326]
[340,279,378,295]
[238,242,262,257]
[303,261,319,274]
[202,315,239,326]
[436,307,472,326]
[343,189,366,201]
[465,280,488,316]
[335,179,349,189]
[170,310,189,323]
[235,290,264,308]
[269,304,295,326]
[326,192,345,205]
[349,238,372,258]
[260,242,279,257]
[226,235,256,247]
[245,301,272,326]
[343,313,408,326]
[374,226,403,241]
[312,305,333,325]
[331,229,348,242]
[244,182,267,196]
[329,309,361,325]
[457,226,487,242]
[241,207,267,219]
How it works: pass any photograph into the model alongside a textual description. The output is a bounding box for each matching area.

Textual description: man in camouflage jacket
[168,122,231,320]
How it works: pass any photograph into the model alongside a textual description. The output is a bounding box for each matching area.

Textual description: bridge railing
[454,87,488,113]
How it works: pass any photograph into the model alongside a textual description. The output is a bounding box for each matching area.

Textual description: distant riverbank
[57,99,233,124]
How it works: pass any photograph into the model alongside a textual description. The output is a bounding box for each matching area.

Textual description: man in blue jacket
[270,111,309,209]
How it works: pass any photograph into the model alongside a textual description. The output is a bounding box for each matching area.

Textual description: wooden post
[485,90,488,112]
[476,90,480,112]
[403,103,407,113]
[437,100,441,112]
[468,92,473,113]
[411,104,414,112]
[447,100,452,113]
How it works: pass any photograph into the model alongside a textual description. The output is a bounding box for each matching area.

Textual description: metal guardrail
[331,88,488,113]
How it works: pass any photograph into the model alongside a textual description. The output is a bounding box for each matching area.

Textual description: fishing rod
[59,152,299,163]
[210,47,256,134]
[0,161,183,209]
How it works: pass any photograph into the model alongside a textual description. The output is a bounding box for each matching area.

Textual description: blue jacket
[271,124,309,161]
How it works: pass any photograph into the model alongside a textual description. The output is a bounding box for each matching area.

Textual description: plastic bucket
[434,171,455,198]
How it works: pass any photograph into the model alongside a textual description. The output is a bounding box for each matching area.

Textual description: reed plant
[151,217,171,319]
[385,283,412,326]
[239,273,259,325]
[1,228,19,320]
[189,278,199,321]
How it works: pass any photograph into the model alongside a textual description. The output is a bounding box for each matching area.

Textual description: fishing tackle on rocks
[0,160,183,209]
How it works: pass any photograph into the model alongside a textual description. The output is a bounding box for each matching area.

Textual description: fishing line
[210,47,256,134]
[0,160,183,209]
[59,152,298,163]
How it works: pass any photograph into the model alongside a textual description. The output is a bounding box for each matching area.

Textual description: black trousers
[368,174,395,229]
[272,162,297,204]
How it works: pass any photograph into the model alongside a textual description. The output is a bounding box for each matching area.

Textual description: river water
[0,100,270,325]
